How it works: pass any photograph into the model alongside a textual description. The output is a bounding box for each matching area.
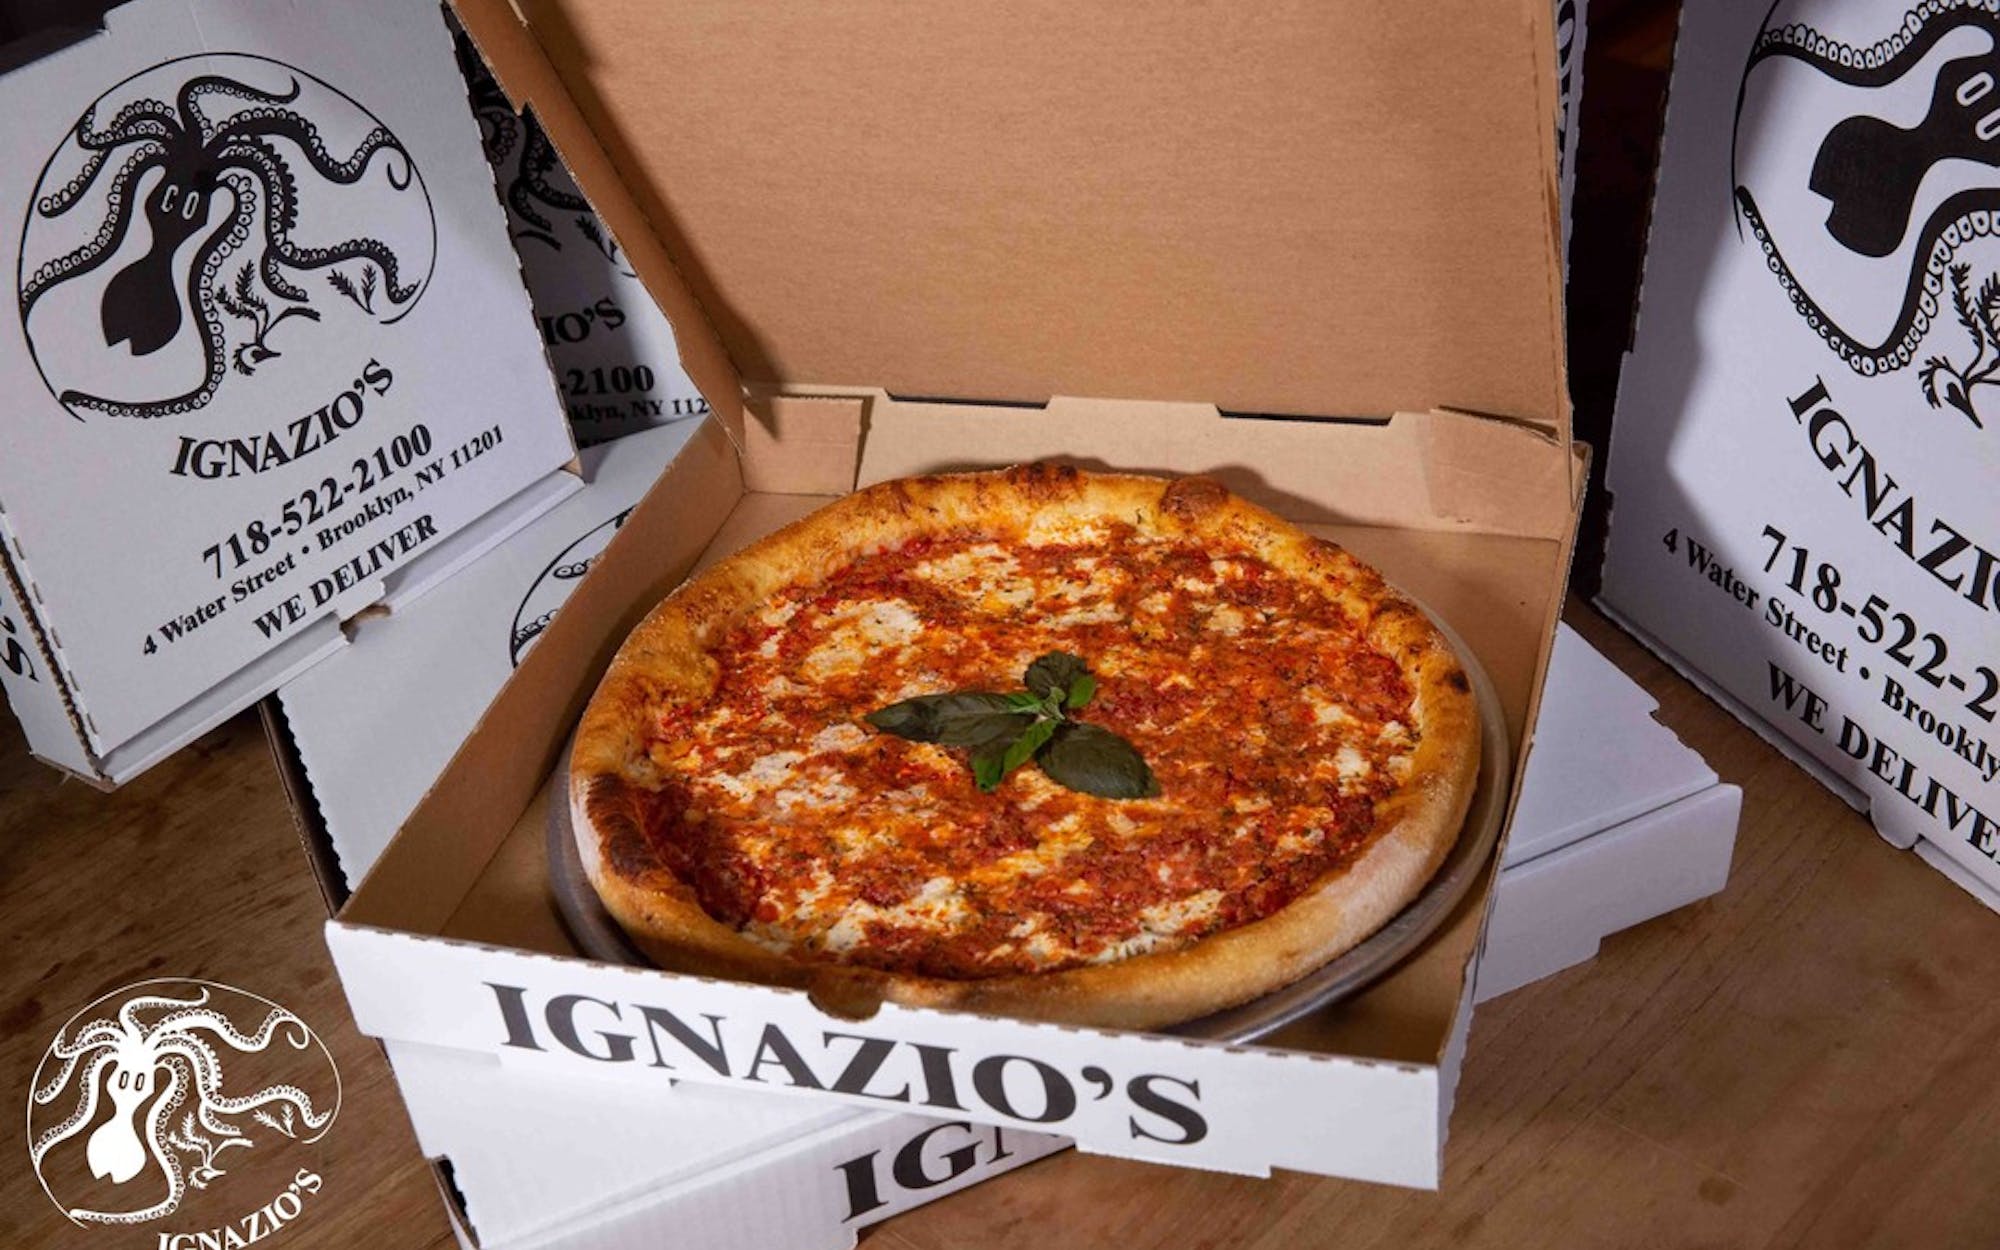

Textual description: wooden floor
[3,603,1995,1249]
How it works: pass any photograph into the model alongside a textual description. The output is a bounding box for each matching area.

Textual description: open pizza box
[321,0,1584,1190]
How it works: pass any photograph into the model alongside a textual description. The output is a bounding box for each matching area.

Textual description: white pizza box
[1503,623,1720,867]
[277,421,700,891]
[263,499,1721,1238]
[0,0,580,787]
[1475,623,1740,1001]
[1596,0,2000,904]
[447,27,711,448]
[388,1039,1064,1250]
[268,610,1732,1248]
[319,0,1585,1190]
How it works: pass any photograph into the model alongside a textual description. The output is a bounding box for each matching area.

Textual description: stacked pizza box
[1598,0,1999,909]
[0,0,581,786]
[1477,626,1740,1001]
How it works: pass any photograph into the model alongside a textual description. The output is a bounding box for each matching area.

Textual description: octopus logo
[18,53,437,421]
[26,979,341,1229]
[456,32,630,274]
[509,507,635,665]
[1735,0,2000,426]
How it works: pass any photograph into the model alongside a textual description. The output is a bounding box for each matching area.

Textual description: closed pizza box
[318,0,1584,1190]
[1504,625,1714,866]
[449,27,710,448]
[1475,623,1740,1001]
[1597,0,2000,906]
[0,0,580,787]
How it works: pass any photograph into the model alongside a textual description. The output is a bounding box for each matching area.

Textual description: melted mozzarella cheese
[1138,889,1223,935]
[1335,745,1372,786]
[821,876,971,953]
[760,675,804,701]
[1276,827,1325,856]
[711,748,804,799]
[800,599,925,679]
[1206,605,1248,635]
[811,723,868,753]
[1089,890,1227,963]
[913,544,1027,610]
[1312,697,1355,727]
[773,771,859,812]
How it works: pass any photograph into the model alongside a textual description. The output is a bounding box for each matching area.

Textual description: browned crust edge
[570,464,1481,1030]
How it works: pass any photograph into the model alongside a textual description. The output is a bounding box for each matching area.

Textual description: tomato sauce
[640,526,1418,978]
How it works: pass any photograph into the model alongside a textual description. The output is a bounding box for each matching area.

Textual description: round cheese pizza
[570,464,1480,1029]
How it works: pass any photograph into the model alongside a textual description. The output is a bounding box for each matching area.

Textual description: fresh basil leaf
[953,712,1039,748]
[1064,672,1097,711]
[1023,651,1090,700]
[866,693,1031,746]
[868,654,1146,798]
[1003,718,1059,776]
[1038,722,1158,799]
[970,738,1011,792]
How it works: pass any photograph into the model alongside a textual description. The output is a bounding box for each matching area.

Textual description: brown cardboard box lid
[458,1,1566,432]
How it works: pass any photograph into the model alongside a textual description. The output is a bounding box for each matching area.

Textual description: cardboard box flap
[458,0,1567,432]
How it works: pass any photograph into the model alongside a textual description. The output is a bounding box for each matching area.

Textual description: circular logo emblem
[1735,1,2000,422]
[18,53,436,421]
[27,979,342,1229]
[510,507,634,665]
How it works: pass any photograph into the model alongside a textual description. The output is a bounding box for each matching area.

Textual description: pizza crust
[570,463,1481,1030]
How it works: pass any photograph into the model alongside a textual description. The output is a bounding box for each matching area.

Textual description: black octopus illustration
[18,56,434,420]
[1735,2,2000,426]
[509,507,632,665]
[455,31,625,270]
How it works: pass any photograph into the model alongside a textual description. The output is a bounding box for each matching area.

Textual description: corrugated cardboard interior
[450,0,1566,430]
[344,399,1580,1069]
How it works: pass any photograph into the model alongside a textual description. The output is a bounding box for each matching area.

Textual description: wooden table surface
[3,602,1995,1249]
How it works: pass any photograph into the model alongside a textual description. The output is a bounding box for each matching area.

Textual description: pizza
[569,464,1480,1029]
